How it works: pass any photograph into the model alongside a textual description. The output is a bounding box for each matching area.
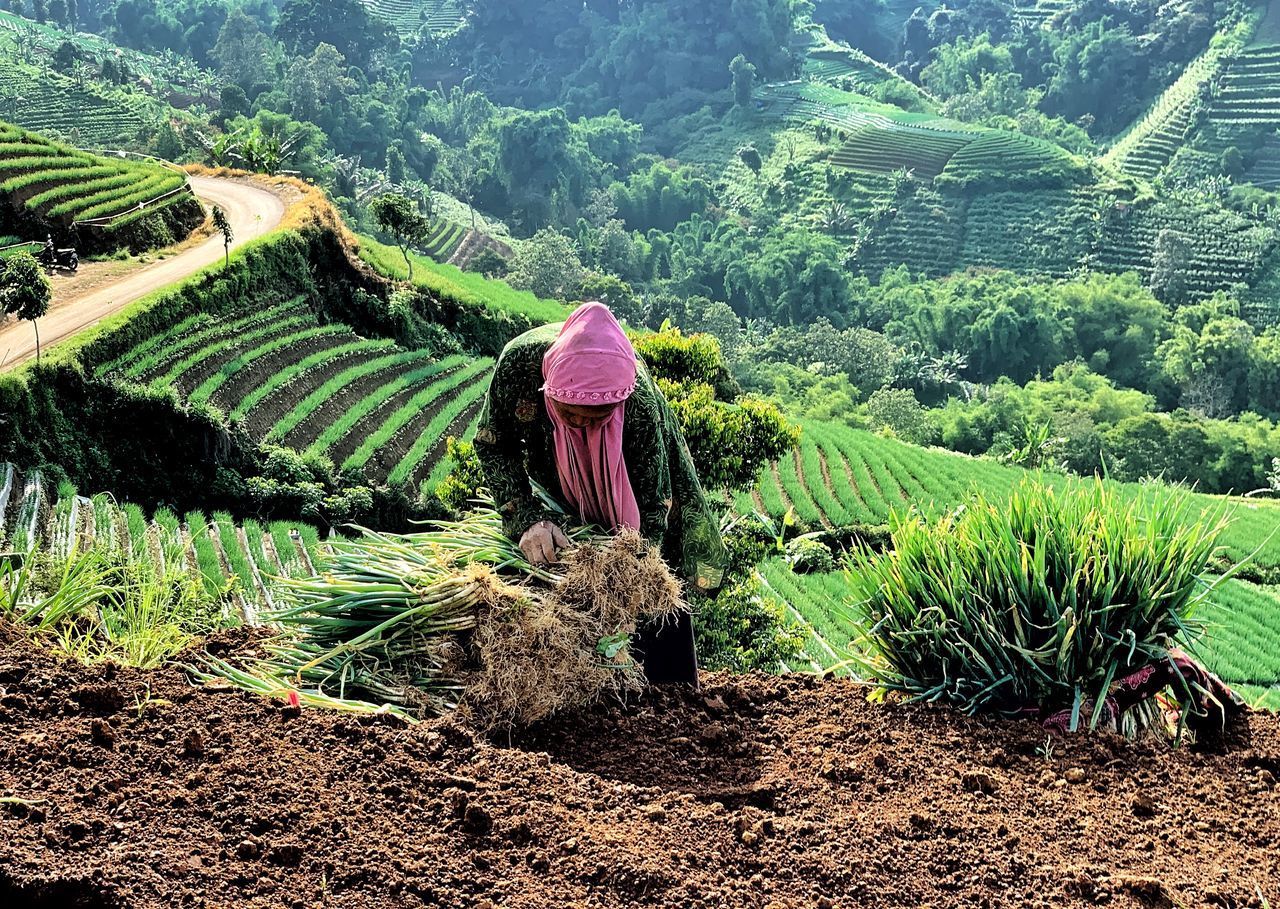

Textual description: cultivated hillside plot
[95,298,494,490]
[358,0,463,37]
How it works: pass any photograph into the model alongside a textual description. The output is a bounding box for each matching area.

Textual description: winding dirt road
[0,175,286,370]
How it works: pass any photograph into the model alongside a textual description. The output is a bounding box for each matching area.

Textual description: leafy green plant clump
[844,479,1232,731]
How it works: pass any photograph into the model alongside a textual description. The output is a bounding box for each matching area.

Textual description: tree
[507,228,585,300]
[275,0,396,72]
[729,53,757,109]
[211,205,233,268]
[737,144,763,176]
[1150,229,1191,307]
[866,387,936,446]
[370,194,429,280]
[385,144,407,185]
[211,10,276,88]
[47,0,66,28]
[0,252,52,363]
[52,39,77,73]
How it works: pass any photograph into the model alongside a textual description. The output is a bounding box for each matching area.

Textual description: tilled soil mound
[1,624,1278,909]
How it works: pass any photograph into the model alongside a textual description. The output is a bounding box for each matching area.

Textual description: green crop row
[341,360,492,472]
[111,299,306,381]
[386,370,491,485]
[71,172,188,222]
[742,419,1280,574]
[260,346,433,436]
[153,313,315,390]
[25,171,141,211]
[233,341,402,424]
[305,355,467,454]
[187,325,354,407]
[45,168,172,219]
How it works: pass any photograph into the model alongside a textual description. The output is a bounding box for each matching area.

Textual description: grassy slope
[358,235,572,324]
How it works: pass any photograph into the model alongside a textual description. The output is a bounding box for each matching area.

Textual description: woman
[473,302,728,684]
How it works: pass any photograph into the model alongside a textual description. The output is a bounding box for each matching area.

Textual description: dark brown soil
[133,306,289,385]
[208,333,359,419]
[277,357,423,451]
[2,624,1278,909]
[168,320,313,396]
[237,348,393,439]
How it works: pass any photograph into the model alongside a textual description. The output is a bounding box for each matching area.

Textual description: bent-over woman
[473,302,728,684]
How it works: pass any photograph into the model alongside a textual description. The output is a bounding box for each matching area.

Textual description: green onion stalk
[197,504,608,717]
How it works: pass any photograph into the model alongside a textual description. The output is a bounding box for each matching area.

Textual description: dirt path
[1,626,1278,908]
[0,176,287,371]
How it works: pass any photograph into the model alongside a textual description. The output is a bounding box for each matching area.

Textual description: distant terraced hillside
[0,121,203,251]
[757,82,1087,187]
[1102,27,1246,181]
[360,0,464,37]
[715,77,1279,303]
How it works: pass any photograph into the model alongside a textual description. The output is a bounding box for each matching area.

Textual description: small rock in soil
[1064,767,1087,784]
[462,804,492,836]
[1132,794,1158,817]
[962,770,998,794]
[90,718,115,749]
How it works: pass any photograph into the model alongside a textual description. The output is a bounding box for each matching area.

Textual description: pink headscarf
[541,302,642,531]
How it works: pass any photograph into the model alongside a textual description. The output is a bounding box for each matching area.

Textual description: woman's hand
[519,520,571,566]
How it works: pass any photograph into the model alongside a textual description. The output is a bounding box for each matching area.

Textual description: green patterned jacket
[474,323,728,593]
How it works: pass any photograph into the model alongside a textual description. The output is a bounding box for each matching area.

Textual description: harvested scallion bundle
[196,506,687,725]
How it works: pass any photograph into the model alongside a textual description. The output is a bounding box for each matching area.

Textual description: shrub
[843,479,1230,733]
[435,438,485,513]
[784,536,835,573]
[693,574,806,673]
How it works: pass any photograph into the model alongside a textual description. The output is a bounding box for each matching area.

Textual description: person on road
[474,301,727,684]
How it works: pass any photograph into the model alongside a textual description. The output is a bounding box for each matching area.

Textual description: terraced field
[0,121,193,233]
[1103,35,1241,180]
[758,82,1082,185]
[94,297,494,491]
[0,56,152,148]
[421,217,467,261]
[742,421,1280,708]
[360,0,463,36]
[0,463,324,623]
[801,41,934,109]
[734,419,1280,572]
[1091,198,1272,298]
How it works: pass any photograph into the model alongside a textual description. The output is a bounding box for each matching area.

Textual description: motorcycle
[37,243,79,273]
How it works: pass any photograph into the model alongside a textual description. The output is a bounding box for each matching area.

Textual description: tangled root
[462,533,687,728]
